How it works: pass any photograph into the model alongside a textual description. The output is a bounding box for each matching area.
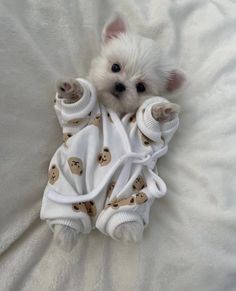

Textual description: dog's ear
[165,70,185,92]
[102,12,129,43]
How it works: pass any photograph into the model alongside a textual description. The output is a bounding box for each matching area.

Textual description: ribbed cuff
[143,103,161,139]
[160,116,179,134]
[56,79,97,120]
[48,216,91,234]
[137,97,168,141]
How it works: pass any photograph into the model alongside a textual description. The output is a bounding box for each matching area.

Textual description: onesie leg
[96,189,154,242]
[41,195,93,251]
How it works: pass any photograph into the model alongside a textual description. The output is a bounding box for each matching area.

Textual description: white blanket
[1,1,236,290]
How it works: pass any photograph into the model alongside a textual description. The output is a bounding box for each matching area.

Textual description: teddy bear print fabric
[40,79,179,238]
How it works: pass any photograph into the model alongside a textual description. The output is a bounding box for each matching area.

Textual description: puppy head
[89,13,184,115]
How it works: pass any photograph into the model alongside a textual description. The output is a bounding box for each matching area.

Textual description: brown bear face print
[63,133,73,145]
[117,196,135,207]
[97,147,111,166]
[106,181,116,197]
[110,201,120,209]
[129,114,136,123]
[135,192,148,204]
[48,164,59,185]
[67,118,84,126]
[68,157,83,175]
[90,114,101,127]
[105,193,148,209]
[72,202,87,213]
[105,198,119,209]
[107,196,136,209]
[133,175,146,191]
[84,201,97,217]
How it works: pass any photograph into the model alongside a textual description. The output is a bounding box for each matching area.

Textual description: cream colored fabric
[1,1,236,290]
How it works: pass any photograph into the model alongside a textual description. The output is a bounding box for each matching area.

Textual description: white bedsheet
[1,1,236,290]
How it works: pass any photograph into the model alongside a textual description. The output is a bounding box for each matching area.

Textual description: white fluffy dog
[54,12,184,251]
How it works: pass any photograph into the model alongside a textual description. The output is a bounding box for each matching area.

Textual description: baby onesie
[40,78,179,240]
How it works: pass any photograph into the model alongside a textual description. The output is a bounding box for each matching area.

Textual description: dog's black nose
[114,82,126,93]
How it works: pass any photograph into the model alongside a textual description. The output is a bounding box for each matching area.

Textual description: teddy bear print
[63,132,73,146]
[67,118,84,126]
[106,196,135,209]
[68,157,83,175]
[48,164,59,185]
[132,175,146,191]
[135,192,148,204]
[105,192,148,209]
[129,114,136,123]
[106,181,116,198]
[72,201,97,217]
[89,114,101,127]
[97,147,112,166]
[72,202,87,213]
[84,201,97,217]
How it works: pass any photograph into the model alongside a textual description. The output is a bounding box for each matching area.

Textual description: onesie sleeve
[54,78,98,132]
[136,96,179,144]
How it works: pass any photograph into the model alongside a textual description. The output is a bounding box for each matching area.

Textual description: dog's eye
[111,63,121,73]
[136,82,146,93]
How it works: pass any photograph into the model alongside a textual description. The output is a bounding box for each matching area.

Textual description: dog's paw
[114,221,144,243]
[56,78,83,103]
[151,102,180,122]
[54,225,79,252]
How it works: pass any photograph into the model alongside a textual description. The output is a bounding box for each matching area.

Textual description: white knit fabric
[40,79,179,237]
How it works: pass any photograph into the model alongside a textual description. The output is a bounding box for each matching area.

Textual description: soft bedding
[1,0,236,290]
